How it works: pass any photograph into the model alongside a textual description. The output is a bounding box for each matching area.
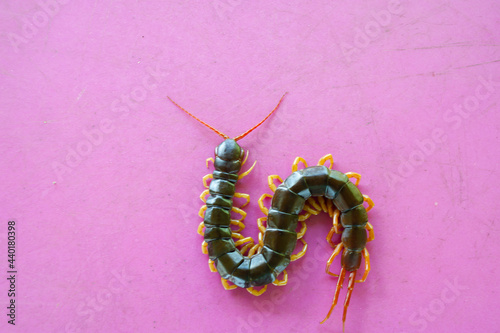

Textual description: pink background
[1,1,499,332]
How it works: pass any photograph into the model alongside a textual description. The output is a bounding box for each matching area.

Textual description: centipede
[168,93,375,330]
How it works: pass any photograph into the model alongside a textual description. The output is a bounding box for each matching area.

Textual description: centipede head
[215,139,243,161]
[214,139,245,174]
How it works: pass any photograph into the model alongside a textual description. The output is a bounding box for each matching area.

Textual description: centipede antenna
[233,92,288,141]
[167,96,229,139]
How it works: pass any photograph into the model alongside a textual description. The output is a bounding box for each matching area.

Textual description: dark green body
[203,139,368,288]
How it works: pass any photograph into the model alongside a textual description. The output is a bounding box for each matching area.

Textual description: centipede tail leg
[320,267,347,324]
[342,271,357,332]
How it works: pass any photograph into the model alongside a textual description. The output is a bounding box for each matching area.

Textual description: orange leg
[221,278,237,290]
[320,267,346,324]
[291,238,308,261]
[231,232,244,240]
[292,156,308,172]
[202,174,213,188]
[306,197,322,211]
[303,201,321,216]
[317,154,334,169]
[234,237,253,247]
[237,148,256,179]
[326,199,334,218]
[208,259,217,272]
[366,222,374,242]
[247,285,267,296]
[199,189,210,203]
[272,270,288,286]
[247,243,261,257]
[230,219,245,232]
[257,217,267,234]
[333,209,341,233]
[355,248,371,283]
[258,193,272,215]
[296,220,307,239]
[197,221,205,236]
[198,205,207,218]
[240,240,256,256]
[267,174,283,192]
[326,209,341,248]
[241,149,249,167]
[233,233,256,256]
[238,160,257,180]
[206,157,214,168]
[363,194,374,212]
[298,210,312,222]
[232,206,247,220]
[317,196,328,213]
[345,172,361,186]
[234,192,250,208]
[325,243,343,276]
[342,271,357,331]
[326,226,337,248]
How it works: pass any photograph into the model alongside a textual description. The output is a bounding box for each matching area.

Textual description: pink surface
[1,1,499,332]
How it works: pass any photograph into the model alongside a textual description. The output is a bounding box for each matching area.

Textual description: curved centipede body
[169,94,374,330]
